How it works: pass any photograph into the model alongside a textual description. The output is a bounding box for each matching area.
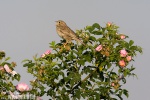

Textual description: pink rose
[107,22,111,26]
[95,45,102,51]
[111,82,115,87]
[41,50,51,57]
[11,71,17,76]
[16,83,29,92]
[41,54,46,58]
[119,60,126,67]
[44,50,51,55]
[120,35,126,39]
[126,56,132,61]
[4,64,12,73]
[0,66,4,71]
[120,49,128,57]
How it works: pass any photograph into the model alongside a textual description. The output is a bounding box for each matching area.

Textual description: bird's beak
[55,21,59,25]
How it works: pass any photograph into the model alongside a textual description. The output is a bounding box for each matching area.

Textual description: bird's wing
[60,26,85,45]
[65,26,78,39]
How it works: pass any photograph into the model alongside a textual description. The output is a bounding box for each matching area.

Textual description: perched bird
[55,20,85,46]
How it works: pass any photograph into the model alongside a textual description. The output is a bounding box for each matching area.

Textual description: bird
[55,20,85,46]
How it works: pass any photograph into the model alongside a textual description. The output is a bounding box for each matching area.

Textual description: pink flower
[111,82,115,87]
[120,35,126,39]
[126,56,132,61]
[4,64,12,73]
[119,60,126,67]
[41,54,46,57]
[120,49,128,57]
[0,66,4,70]
[45,50,51,55]
[107,22,112,26]
[41,50,51,57]
[16,83,29,92]
[11,71,17,76]
[95,45,102,51]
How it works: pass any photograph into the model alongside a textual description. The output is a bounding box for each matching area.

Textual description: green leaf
[100,62,106,67]
[89,36,97,41]
[130,65,135,72]
[4,57,11,61]
[70,79,74,87]
[61,87,66,94]
[78,60,85,65]
[122,78,126,84]
[123,69,127,77]
[22,59,30,63]
[15,74,21,81]
[123,89,129,98]
[92,23,101,30]
[23,62,35,68]
[85,26,94,32]
[75,90,81,99]
[107,62,112,69]
[130,46,137,51]
[119,91,123,97]
[92,31,103,35]
[81,93,86,99]
[129,40,134,46]
[137,46,143,53]
[83,51,93,62]
[95,93,100,100]
[125,42,129,49]
[50,41,56,47]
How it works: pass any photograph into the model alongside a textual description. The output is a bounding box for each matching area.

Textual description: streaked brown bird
[55,20,85,46]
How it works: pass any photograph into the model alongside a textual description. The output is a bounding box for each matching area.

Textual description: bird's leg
[63,42,68,47]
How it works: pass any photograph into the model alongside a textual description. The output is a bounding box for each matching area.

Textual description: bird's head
[55,20,67,26]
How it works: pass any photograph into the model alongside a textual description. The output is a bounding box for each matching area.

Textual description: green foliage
[23,23,142,99]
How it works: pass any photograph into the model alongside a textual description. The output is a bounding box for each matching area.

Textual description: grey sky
[0,1,149,99]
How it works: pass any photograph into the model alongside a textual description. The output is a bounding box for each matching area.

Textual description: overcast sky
[0,1,149,100]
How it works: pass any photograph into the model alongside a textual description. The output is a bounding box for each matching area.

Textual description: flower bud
[95,45,102,51]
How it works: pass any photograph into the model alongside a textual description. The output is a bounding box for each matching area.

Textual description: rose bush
[0,51,21,99]
[23,22,142,99]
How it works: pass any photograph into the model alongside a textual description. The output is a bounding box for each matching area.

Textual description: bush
[20,22,142,99]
